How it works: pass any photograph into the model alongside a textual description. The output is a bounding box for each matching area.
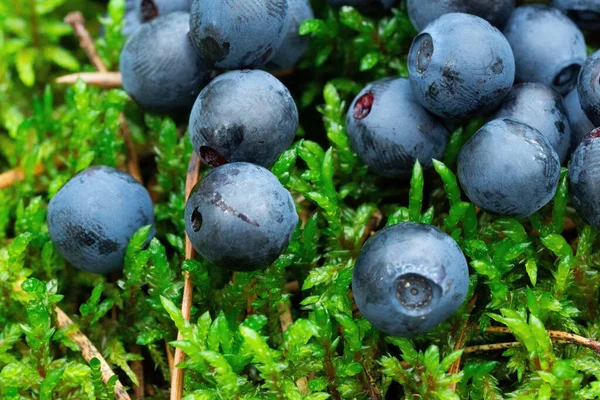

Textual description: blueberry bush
[1,0,600,399]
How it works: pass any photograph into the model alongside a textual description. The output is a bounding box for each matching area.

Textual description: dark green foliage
[1,1,600,399]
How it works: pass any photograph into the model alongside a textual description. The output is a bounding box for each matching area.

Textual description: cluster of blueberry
[48,0,312,275]
[46,0,600,338]
[350,1,600,336]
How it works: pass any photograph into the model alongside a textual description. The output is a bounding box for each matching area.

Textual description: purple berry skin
[189,0,290,69]
[552,0,600,31]
[184,163,298,272]
[345,78,448,178]
[503,5,587,95]
[408,13,515,120]
[188,70,298,168]
[120,12,212,113]
[569,128,600,230]
[564,89,595,150]
[327,0,397,9]
[458,119,561,218]
[352,223,469,337]
[492,83,571,163]
[407,0,515,32]
[268,0,314,70]
[577,50,600,127]
[47,166,155,274]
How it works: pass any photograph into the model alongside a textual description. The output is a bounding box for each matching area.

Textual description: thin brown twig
[55,307,131,400]
[130,344,144,400]
[64,12,141,182]
[486,326,600,355]
[463,339,572,354]
[119,114,143,183]
[170,151,201,400]
[0,164,45,190]
[448,293,479,390]
[165,340,174,376]
[56,72,123,88]
[64,12,107,72]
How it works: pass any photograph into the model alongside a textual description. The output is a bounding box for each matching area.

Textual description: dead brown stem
[64,12,107,72]
[0,164,45,190]
[130,344,144,399]
[165,340,174,376]
[448,293,479,390]
[56,72,122,88]
[55,307,131,400]
[119,114,143,183]
[170,152,201,400]
[486,326,600,355]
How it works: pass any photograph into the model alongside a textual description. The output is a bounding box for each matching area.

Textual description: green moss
[1,0,600,398]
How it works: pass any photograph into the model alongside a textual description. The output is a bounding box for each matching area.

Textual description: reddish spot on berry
[140,0,159,22]
[586,127,600,140]
[353,92,374,120]
[200,146,229,168]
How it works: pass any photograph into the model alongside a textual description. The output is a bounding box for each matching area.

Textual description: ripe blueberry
[189,0,290,69]
[569,128,600,230]
[458,119,561,218]
[47,166,155,274]
[408,13,515,120]
[184,163,298,271]
[268,0,314,71]
[552,0,600,31]
[492,83,571,163]
[503,5,587,95]
[352,223,469,337]
[189,70,298,168]
[564,89,595,150]
[345,78,448,178]
[577,50,600,127]
[407,0,515,32]
[120,12,213,113]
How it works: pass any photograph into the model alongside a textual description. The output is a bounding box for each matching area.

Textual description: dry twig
[448,293,479,390]
[0,164,45,190]
[56,72,122,88]
[55,307,131,400]
[64,12,107,72]
[170,152,201,400]
[486,326,600,355]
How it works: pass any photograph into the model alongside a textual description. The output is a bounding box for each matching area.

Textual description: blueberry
[408,13,515,120]
[189,70,298,168]
[268,0,314,70]
[122,0,142,36]
[189,0,289,69]
[407,0,515,32]
[47,166,155,274]
[564,89,596,150]
[184,163,298,271]
[577,50,600,127]
[569,128,600,230]
[492,83,571,163]
[352,223,469,337]
[458,119,561,218]
[552,0,600,31]
[345,78,448,178]
[326,0,397,9]
[503,5,587,95]
[120,12,213,113]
